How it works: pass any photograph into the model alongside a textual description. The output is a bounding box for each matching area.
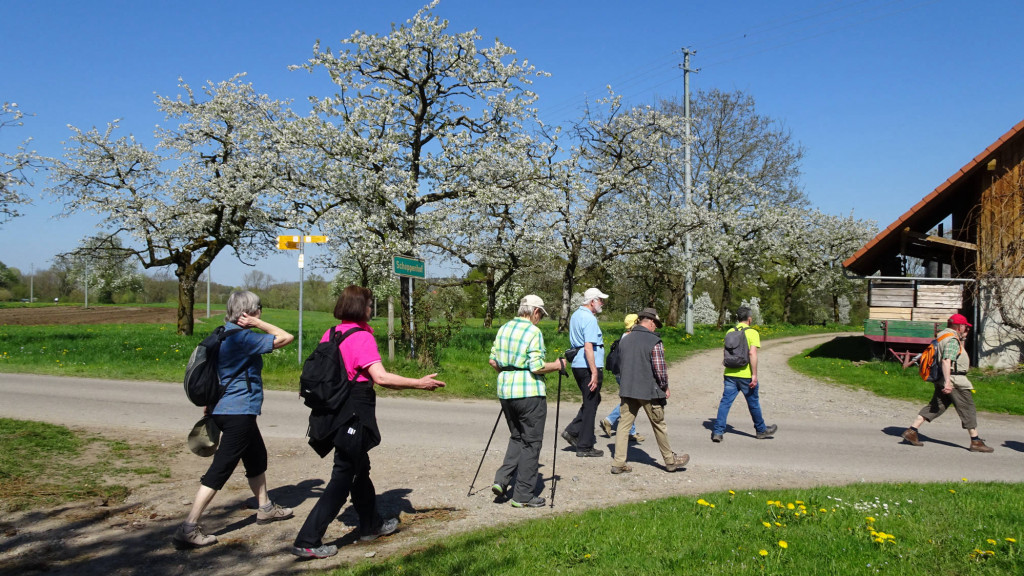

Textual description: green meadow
[0,305,855,400]
[323,482,1023,576]
[789,336,1024,416]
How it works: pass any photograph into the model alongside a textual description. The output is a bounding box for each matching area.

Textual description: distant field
[0,305,183,326]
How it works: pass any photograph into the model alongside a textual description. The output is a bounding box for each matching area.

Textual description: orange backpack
[918,332,958,382]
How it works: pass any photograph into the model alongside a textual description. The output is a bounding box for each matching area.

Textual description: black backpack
[299,326,365,411]
[723,326,750,369]
[605,337,623,375]
[184,327,250,407]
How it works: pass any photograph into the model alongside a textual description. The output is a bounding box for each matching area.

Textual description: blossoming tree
[291,1,547,340]
[48,76,295,334]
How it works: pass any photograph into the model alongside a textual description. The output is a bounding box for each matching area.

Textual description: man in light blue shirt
[562,287,608,457]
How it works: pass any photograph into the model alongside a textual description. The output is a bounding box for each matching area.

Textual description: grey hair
[735,306,752,323]
[226,290,261,323]
[518,304,543,318]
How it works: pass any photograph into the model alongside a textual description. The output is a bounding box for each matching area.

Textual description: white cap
[521,294,548,316]
[583,287,609,303]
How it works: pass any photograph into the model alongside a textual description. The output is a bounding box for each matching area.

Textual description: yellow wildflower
[759,550,768,557]
[778,541,788,549]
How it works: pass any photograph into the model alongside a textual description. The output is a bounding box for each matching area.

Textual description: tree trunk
[782,287,793,324]
[715,260,732,329]
[666,282,684,327]
[832,293,840,323]
[483,270,496,329]
[399,277,412,342]
[175,264,198,336]
[557,255,578,333]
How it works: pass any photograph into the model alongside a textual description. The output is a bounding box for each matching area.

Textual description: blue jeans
[605,404,637,435]
[713,376,766,436]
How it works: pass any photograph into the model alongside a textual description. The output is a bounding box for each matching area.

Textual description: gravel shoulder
[2,333,1022,575]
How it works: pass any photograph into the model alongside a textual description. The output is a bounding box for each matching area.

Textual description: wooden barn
[844,118,1024,369]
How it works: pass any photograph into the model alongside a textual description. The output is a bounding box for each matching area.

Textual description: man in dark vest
[609,308,689,474]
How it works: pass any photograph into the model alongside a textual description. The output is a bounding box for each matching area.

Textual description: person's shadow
[881,426,966,450]
[1002,440,1024,453]
[221,479,326,534]
[701,417,755,440]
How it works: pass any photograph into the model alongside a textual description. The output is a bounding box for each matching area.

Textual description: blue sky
[2,0,1023,286]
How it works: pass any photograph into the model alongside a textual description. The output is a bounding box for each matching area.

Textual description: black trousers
[201,414,267,490]
[494,396,547,503]
[294,422,378,548]
[565,367,603,450]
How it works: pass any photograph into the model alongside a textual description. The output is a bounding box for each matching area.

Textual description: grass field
[0,305,855,400]
[789,336,1024,416]
[323,481,1023,575]
[0,418,171,512]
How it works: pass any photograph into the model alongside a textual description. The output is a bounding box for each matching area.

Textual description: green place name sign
[393,256,425,278]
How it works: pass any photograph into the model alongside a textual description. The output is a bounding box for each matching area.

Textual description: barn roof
[843,118,1024,276]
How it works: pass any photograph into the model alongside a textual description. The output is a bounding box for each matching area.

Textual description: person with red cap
[900,313,994,452]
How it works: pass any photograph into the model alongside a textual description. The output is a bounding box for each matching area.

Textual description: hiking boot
[291,544,338,559]
[256,502,293,524]
[561,430,579,447]
[901,428,923,446]
[711,433,723,443]
[360,517,400,542]
[576,447,604,457]
[629,433,646,443]
[173,523,217,549]
[599,419,614,437]
[610,464,633,475]
[491,483,506,497]
[510,496,546,508]
[666,453,690,472]
[970,438,994,453]
[756,424,778,439]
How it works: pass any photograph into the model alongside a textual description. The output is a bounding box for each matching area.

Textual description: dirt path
[2,333,1022,575]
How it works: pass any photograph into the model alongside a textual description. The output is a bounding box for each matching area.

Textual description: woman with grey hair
[174,290,296,549]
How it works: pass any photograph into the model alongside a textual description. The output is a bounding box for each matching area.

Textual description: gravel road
[1,333,1020,575]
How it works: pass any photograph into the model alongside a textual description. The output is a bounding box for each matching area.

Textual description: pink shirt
[320,322,381,383]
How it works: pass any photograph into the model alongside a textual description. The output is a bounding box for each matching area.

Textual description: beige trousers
[612,397,673,467]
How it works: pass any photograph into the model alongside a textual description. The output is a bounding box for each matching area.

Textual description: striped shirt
[489,317,547,400]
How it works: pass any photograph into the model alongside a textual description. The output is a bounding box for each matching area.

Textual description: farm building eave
[843,117,1024,276]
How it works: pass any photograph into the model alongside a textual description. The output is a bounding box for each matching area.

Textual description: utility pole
[681,48,698,335]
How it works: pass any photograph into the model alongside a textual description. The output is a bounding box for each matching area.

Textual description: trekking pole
[549,368,563,507]
[467,407,504,497]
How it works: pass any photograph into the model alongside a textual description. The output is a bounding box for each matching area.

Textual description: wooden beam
[903,228,978,251]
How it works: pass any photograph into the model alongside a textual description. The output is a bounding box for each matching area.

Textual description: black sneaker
[561,430,579,447]
[360,517,399,542]
[576,447,604,457]
[510,496,546,508]
[756,424,778,439]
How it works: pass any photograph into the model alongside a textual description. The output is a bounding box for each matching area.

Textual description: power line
[537,0,941,123]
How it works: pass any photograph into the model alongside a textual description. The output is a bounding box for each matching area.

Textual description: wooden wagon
[863,280,964,366]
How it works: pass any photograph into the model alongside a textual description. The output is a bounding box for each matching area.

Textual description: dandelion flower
[987,539,997,545]
[778,540,788,549]
[787,503,795,510]
[759,550,768,557]
[729,490,735,495]
[1006,538,1017,543]
[866,517,875,522]
[949,489,956,494]
[762,522,772,528]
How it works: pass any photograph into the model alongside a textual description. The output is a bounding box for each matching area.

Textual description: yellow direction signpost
[277,234,329,362]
